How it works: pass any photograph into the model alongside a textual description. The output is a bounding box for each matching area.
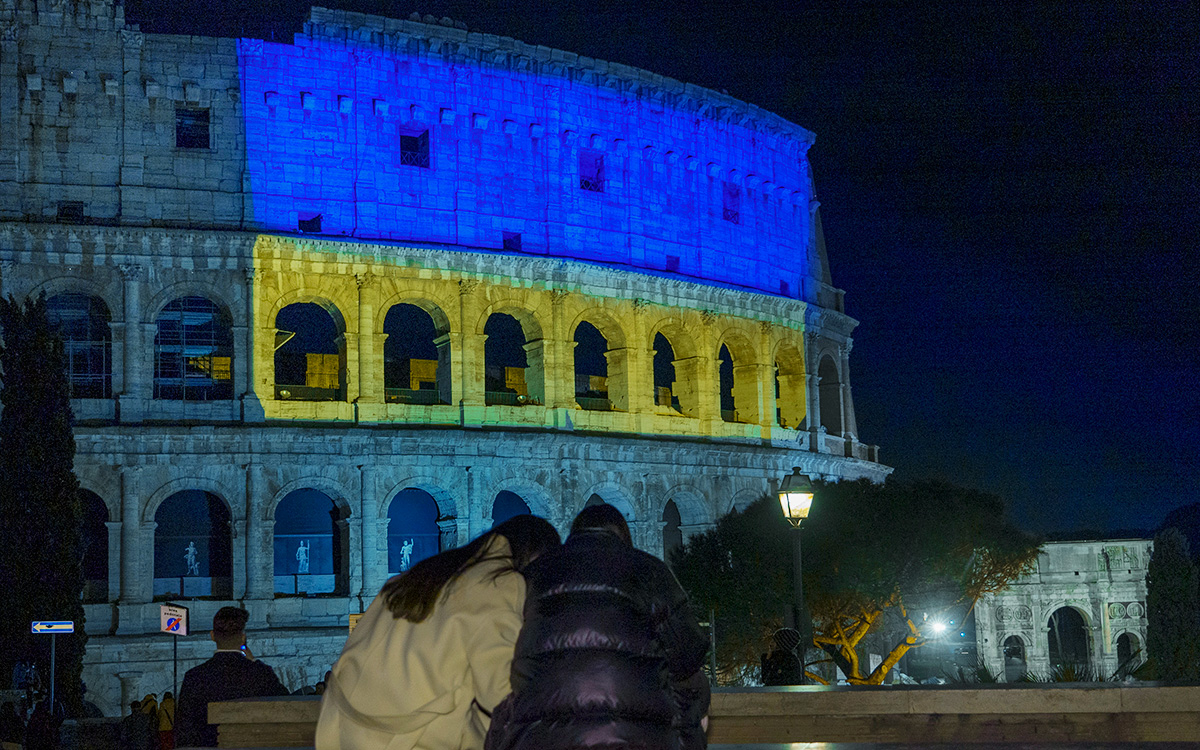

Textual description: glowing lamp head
[931,621,947,635]
[778,469,814,528]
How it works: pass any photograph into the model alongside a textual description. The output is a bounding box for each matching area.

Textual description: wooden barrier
[209,684,1200,748]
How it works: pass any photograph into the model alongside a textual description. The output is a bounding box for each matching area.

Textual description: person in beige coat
[316,515,561,750]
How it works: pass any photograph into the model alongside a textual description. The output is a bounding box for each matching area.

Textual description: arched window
[46,293,112,398]
[718,344,736,422]
[775,343,805,430]
[662,500,683,563]
[574,321,610,410]
[80,491,110,603]
[154,297,234,400]
[274,489,348,595]
[275,303,345,401]
[491,491,530,526]
[653,333,680,413]
[387,489,440,575]
[1047,607,1090,670]
[383,304,449,405]
[818,355,842,435]
[484,313,536,406]
[154,490,232,599]
[1116,632,1142,677]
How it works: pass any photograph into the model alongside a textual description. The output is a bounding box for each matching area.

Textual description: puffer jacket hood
[490,528,710,750]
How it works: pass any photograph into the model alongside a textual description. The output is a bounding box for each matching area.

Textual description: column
[434,333,455,406]
[117,672,144,714]
[238,267,264,422]
[231,518,247,600]
[628,299,654,429]
[359,464,386,596]
[804,332,822,452]
[839,341,858,440]
[355,274,384,419]
[544,290,572,410]
[437,517,460,551]
[105,520,122,603]
[244,464,272,600]
[117,264,145,423]
[457,280,485,420]
[731,362,765,425]
[118,467,148,604]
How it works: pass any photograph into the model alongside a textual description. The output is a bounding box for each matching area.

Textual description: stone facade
[976,540,1152,681]
[0,0,890,715]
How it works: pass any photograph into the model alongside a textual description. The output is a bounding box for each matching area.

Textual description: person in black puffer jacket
[486,503,710,750]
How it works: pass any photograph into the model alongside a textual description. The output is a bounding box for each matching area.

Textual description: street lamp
[777,468,814,684]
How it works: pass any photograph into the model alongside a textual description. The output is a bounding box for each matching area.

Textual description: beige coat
[316,538,524,750]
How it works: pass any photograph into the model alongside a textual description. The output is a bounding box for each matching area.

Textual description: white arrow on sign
[31,621,75,634]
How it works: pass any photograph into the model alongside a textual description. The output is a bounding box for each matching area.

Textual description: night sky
[123,0,1199,535]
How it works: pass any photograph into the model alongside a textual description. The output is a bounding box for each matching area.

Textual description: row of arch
[997,607,1144,682]
[78,486,693,602]
[44,288,849,434]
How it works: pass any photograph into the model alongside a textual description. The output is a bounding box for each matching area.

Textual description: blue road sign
[31,621,74,634]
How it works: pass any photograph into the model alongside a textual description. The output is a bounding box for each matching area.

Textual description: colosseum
[0,0,889,713]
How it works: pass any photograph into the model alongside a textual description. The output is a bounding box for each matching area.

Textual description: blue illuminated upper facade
[235,8,821,300]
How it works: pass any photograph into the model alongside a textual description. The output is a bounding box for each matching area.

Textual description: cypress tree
[0,294,86,713]
[1146,527,1200,681]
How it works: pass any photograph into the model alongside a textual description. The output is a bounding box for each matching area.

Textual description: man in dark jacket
[488,503,710,750]
[175,606,289,747]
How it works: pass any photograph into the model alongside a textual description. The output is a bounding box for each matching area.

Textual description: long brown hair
[381,514,560,623]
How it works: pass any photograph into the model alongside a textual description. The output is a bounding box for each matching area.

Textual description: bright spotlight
[931,621,947,634]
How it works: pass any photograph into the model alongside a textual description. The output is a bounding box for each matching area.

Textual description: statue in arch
[184,542,200,576]
[400,539,414,571]
[296,540,310,574]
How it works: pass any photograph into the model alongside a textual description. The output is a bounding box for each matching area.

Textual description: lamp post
[778,468,814,683]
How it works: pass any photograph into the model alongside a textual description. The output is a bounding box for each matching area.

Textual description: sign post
[31,621,74,708]
[160,604,189,695]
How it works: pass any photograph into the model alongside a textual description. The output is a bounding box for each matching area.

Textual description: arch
[818,354,843,435]
[1046,606,1091,670]
[142,476,239,524]
[376,292,453,337]
[29,276,118,316]
[491,491,532,526]
[730,486,766,513]
[266,476,353,521]
[153,489,234,599]
[1002,633,1028,683]
[483,311,544,405]
[383,302,450,405]
[774,339,806,429]
[46,292,113,399]
[661,499,683,563]
[80,490,110,603]
[487,477,554,520]
[386,488,441,574]
[473,299,547,341]
[274,487,350,596]
[274,301,347,402]
[379,477,459,522]
[572,320,614,411]
[568,307,628,351]
[1114,631,1143,677]
[153,296,235,401]
[266,290,351,334]
[664,484,709,526]
[652,332,681,414]
[579,481,637,522]
[143,281,237,326]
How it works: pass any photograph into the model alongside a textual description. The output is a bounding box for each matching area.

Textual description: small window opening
[580,150,605,192]
[502,232,522,252]
[779,280,791,297]
[722,181,740,224]
[666,255,680,272]
[400,130,430,168]
[175,107,210,149]
[57,202,86,223]
[298,214,323,234]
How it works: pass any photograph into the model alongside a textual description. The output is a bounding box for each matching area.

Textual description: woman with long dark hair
[316,514,561,750]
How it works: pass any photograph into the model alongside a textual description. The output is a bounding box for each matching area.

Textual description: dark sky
[124,0,1199,534]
